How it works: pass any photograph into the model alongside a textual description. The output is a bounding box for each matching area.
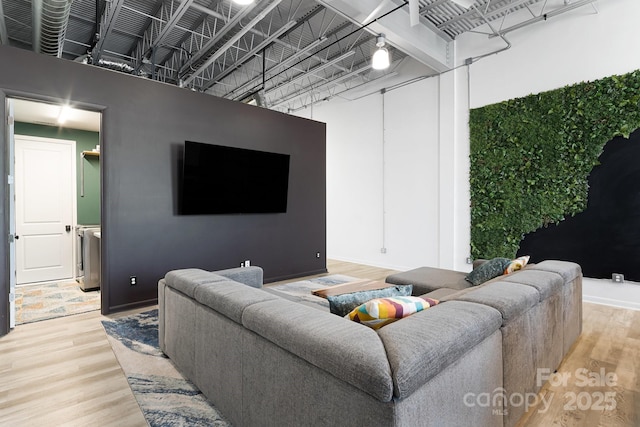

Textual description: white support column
[437,70,456,269]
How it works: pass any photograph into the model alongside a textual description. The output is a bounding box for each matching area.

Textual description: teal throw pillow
[327,285,413,317]
[465,257,511,286]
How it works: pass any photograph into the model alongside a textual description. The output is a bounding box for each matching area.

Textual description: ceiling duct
[33,0,73,57]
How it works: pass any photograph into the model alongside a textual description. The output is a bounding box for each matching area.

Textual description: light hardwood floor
[0,260,638,426]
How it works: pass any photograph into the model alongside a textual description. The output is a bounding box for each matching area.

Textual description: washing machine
[75,225,101,291]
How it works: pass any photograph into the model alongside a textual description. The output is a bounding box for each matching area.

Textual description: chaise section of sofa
[159,266,506,427]
[384,260,583,427]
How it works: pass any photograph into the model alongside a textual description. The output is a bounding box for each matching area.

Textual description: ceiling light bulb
[233,0,254,5]
[372,48,390,70]
[372,35,390,70]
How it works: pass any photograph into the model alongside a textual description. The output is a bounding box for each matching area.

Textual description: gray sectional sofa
[158,260,582,427]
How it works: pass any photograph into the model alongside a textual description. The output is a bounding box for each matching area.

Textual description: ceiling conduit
[33,0,73,57]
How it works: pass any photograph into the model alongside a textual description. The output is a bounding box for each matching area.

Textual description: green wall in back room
[14,122,100,225]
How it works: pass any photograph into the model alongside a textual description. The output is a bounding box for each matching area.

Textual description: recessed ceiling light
[58,105,72,124]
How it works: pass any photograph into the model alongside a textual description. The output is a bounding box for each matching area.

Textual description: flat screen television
[181,141,290,214]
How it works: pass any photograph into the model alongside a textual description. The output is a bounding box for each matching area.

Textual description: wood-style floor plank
[1,260,638,426]
[0,309,148,427]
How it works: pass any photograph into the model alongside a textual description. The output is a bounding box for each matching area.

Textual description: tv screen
[181,141,290,214]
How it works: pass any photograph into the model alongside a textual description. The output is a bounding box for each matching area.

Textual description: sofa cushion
[347,296,439,329]
[164,268,227,298]
[499,269,563,301]
[327,285,412,317]
[242,299,394,402]
[530,260,582,283]
[465,257,511,286]
[194,281,279,323]
[386,266,470,294]
[456,281,540,323]
[377,300,502,399]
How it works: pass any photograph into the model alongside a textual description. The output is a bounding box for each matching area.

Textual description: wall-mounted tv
[181,141,290,215]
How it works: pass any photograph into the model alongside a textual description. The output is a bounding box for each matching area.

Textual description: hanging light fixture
[233,0,254,5]
[372,34,390,70]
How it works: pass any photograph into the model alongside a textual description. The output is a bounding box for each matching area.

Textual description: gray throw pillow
[465,257,511,286]
[327,285,413,317]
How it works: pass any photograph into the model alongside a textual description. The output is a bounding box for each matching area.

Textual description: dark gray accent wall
[0,46,326,327]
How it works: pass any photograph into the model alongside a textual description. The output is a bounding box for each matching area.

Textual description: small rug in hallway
[15,281,100,324]
[266,274,360,310]
[101,310,231,427]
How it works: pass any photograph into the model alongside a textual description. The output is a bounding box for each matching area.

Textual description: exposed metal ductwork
[32,0,73,57]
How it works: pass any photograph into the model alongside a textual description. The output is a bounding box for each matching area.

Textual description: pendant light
[372,34,390,70]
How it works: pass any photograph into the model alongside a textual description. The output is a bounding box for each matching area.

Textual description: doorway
[8,98,102,326]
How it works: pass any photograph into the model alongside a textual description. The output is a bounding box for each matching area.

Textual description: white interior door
[15,136,76,285]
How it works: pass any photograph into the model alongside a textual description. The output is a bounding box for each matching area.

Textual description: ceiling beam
[269,62,372,108]
[263,50,355,96]
[181,0,285,86]
[178,2,259,76]
[314,0,452,72]
[201,20,297,91]
[93,0,126,61]
[488,0,597,38]
[221,35,327,99]
[145,0,196,58]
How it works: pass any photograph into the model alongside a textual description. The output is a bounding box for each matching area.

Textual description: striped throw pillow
[347,296,439,330]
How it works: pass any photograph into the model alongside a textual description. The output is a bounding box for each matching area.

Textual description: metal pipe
[488,0,597,38]
[34,0,73,57]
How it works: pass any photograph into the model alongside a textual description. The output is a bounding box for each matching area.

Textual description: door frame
[1,92,104,336]
[14,134,77,286]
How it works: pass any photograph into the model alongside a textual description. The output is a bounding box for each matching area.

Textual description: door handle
[66,225,71,232]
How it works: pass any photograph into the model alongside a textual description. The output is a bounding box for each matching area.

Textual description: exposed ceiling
[1,0,597,117]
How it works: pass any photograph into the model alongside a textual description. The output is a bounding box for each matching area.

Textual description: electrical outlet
[612,273,624,283]
[466,257,473,264]
[380,248,387,254]
[130,276,137,286]
[240,262,245,267]
[245,260,251,267]
[316,252,321,259]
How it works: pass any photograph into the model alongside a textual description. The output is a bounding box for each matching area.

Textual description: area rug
[101,310,231,427]
[266,274,360,310]
[15,281,100,324]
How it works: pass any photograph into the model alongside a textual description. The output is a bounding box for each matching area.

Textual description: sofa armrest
[215,266,263,288]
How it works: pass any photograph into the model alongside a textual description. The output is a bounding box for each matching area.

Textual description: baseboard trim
[583,295,640,311]
[106,298,158,315]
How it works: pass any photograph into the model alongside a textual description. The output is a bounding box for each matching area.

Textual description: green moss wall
[14,122,100,225]
[469,70,640,259]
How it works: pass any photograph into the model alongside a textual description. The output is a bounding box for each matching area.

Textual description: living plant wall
[469,69,640,259]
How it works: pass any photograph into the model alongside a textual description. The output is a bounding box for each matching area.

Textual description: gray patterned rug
[101,310,230,426]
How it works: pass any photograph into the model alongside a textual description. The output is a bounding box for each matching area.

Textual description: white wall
[298,77,444,271]
[296,0,640,273]
[458,0,640,108]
